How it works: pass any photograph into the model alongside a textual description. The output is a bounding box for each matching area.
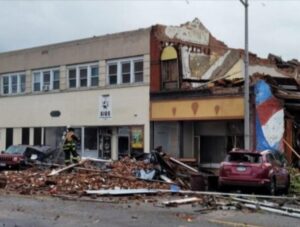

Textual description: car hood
[0,154,24,157]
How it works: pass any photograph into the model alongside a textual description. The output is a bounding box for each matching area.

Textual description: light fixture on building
[50,111,61,117]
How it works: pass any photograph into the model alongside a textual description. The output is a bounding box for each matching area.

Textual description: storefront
[150,96,244,167]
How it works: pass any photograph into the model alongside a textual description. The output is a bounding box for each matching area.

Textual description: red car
[218,149,290,195]
[0,145,55,169]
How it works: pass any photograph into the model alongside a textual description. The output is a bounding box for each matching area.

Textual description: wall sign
[131,127,143,149]
[99,94,112,119]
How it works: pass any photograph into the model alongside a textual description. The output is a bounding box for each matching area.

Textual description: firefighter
[63,127,80,165]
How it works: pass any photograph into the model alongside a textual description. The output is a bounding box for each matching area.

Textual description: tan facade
[0,28,150,74]
[0,28,151,159]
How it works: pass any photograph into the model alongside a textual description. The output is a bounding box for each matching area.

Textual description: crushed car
[218,149,290,195]
[0,145,57,169]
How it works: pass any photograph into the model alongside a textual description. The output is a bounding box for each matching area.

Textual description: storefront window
[84,127,98,158]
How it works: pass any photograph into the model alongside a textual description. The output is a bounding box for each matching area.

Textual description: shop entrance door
[98,127,112,159]
[118,136,129,158]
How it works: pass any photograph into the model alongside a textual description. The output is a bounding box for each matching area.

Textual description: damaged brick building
[149,18,300,167]
[0,18,299,167]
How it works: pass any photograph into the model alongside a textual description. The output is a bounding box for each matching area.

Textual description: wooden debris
[81,157,112,163]
[48,161,85,176]
[86,188,158,196]
[2,158,170,196]
[283,139,300,160]
[0,175,7,188]
[160,175,174,183]
[157,189,300,200]
[232,197,300,215]
[169,157,199,173]
[243,203,300,219]
[162,197,202,206]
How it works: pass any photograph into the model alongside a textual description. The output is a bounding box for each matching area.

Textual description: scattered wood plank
[157,189,300,200]
[169,157,199,173]
[283,139,300,160]
[48,160,86,176]
[160,174,174,184]
[81,157,112,163]
[86,188,158,196]
[232,197,300,214]
[243,203,300,219]
[162,197,202,206]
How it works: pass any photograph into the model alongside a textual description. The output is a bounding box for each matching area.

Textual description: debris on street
[289,167,300,195]
[0,175,7,188]
[0,151,300,220]
[86,188,159,196]
[162,197,202,207]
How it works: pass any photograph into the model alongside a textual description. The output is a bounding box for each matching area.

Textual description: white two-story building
[0,28,151,160]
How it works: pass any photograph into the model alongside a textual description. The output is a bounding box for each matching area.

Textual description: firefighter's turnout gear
[63,128,80,165]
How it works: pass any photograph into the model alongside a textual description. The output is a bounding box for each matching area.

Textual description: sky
[0,0,300,61]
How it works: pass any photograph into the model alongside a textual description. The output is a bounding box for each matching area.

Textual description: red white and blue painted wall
[255,80,284,153]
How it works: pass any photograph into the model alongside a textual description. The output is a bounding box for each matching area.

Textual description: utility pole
[240,0,250,150]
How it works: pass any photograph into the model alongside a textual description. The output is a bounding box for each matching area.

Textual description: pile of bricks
[0,158,170,196]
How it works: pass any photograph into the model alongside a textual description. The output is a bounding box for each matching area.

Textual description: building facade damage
[0,18,300,167]
[150,18,300,167]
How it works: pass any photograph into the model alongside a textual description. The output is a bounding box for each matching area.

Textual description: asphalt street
[0,193,299,227]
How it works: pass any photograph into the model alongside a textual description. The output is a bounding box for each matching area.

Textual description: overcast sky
[0,0,300,60]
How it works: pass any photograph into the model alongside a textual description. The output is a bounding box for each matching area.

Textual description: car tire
[268,178,276,195]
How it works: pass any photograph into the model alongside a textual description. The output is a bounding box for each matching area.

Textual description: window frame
[133,59,144,83]
[106,56,144,85]
[1,72,26,95]
[67,63,99,89]
[32,68,60,92]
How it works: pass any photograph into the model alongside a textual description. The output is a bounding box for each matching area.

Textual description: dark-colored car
[218,149,290,195]
[0,145,55,169]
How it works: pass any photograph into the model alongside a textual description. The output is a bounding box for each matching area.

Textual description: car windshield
[5,146,26,154]
[227,153,262,163]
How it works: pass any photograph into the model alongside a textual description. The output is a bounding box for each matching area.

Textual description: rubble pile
[1,154,300,219]
[289,167,300,194]
[0,158,170,196]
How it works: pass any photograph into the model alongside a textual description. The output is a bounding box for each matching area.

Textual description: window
[121,62,131,83]
[67,63,99,88]
[22,128,30,145]
[1,73,26,95]
[33,128,42,145]
[107,57,144,85]
[79,67,88,87]
[6,128,13,149]
[3,76,9,94]
[134,60,143,82]
[162,59,179,89]
[91,66,99,86]
[11,75,18,94]
[32,68,60,92]
[69,68,77,88]
[108,64,117,85]
[43,71,51,88]
[53,70,60,90]
[33,72,41,91]
[20,74,26,92]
